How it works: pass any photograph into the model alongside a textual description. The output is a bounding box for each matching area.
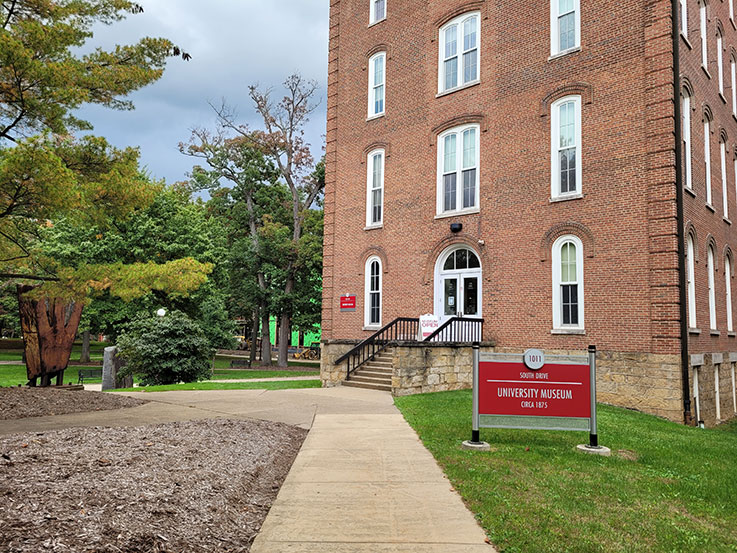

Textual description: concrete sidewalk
[251,411,493,552]
[81,375,318,392]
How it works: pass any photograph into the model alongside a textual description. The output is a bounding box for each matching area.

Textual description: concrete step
[368,359,393,368]
[343,380,392,392]
[360,368,392,377]
[351,374,392,385]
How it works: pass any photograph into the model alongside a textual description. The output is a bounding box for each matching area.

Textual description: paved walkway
[81,375,318,392]
[1,387,493,552]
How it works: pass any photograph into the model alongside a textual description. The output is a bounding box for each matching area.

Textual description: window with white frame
[708,244,717,330]
[683,90,693,190]
[368,52,385,118]
[369,0,386,24]
[364,257,382,327]
[731,0,735,22]
[551,95,582,198]
[681,0,689,36]
[700,1,708,69]
[366,149,384,227]
[438,12,480,93]
[727,255,734,332]
[731,57,737,115]
[552,235,584,330]
[705,115,713,205]
[437,124,480,215]
[687,234,697,328]
[551,0,580,55]
[721,137,729,218]
[718,28,725,95]
[734,155,737,216]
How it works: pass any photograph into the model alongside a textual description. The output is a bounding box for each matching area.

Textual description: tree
[215,74,325,367]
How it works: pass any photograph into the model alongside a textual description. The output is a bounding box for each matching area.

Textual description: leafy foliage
[117,311,213,386]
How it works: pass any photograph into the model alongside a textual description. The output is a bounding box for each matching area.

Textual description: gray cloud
[75,0,329,184]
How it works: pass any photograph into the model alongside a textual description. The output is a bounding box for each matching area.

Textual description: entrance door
[435,247,482,324]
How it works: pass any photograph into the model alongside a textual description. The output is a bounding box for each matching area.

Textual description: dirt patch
[0,388,147,421]
[0,418,307,552]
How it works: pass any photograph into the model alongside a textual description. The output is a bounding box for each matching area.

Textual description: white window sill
[733,113,737,123]
[711,329,721,336]
[729,331,736,337]
[725,217,732,225]
[551,328,586,335]
[435,207,480,219]
[706,203,716,213]
[685,186,696,198]
[368,17,386,28]
[364,224,383,231]
[732,18,736,31]
[366,113,385,122]
[702,65,712,79]
[719,92,728,104]
[363,325,381,331]
[689,327,701,335]
[548,46,581,61]
[681,33,693,50]
[550,193,583,203]
[436,79,480,98]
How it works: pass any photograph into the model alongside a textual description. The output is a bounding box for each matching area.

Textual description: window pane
[463,50,478,83]
[562,284,579,325]
[559,102,575,148]
[444,173,457,211]
[374,85,384,114]
[560,148,576,193]
[464,277,478,316]
[559,0,574,15]
[370,292,380,325]
[372,189,382,224]
[444,278,458,316]
[372,154,382,189]
[558,12,575,51]
[456,249,468,269]
[374,0,385,21]
[468,251,480,269]
[444,134,457,173]
[444,254,455,271]
[374,55,384,86]
[444,25,458,58]
[463,17,477,51]
[463,168,476,208]
[371,261,379,288]
[444,58,458,90]
[561,242,576,282]
[463,128,476,169]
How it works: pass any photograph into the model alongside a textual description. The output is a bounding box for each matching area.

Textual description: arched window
[364,257,382,328]
[704,112,713,206]
[370,0,386,24]
[687,235,697,328]
[720,135,729,218]
[437,124,480,215]
[551,95,582,199]
[682,89,693,190]
[434,246,482,322]
[700,1,708,69]
[681,0,688,37]
[368,52,386,118]
[708,244,717,330]
[717,28,725,95]
[438,12,480,93]
[551,0,580,56]
[726,254,733,332]
[366,149,384,227]
[552,235,584,330]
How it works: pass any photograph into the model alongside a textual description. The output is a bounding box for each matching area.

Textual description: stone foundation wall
[689,353,737,427]
[320,340,357,387]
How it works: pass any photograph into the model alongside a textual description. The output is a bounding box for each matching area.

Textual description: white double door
[435,271,481,324]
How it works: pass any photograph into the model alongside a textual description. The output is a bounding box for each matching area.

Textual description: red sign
[479,361,590,419]
[340,295,356,311]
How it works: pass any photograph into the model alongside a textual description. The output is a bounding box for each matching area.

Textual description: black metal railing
[424,317,483,343]
[336,317,420,379]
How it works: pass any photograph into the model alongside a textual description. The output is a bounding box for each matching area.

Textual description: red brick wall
[323,0,682,356]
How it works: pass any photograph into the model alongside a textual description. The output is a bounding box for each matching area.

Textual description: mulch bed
[0,388,147,421]
[0,418,308,552]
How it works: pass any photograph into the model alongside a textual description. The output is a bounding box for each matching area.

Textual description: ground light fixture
[156,308,167,317]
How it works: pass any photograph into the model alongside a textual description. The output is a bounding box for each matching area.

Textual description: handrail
[336,317,420,379]
[423,317,483,343]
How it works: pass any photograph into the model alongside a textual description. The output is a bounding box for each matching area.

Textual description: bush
[117,311,213,385]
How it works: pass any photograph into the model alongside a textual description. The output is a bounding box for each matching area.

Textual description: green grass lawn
[112,379,321,392]
[212,356,321,369]
[395,390,737,553]
[0,365,101,386]
[210,369,319,380]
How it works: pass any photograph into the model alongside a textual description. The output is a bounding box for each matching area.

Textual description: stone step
[350,374,392,385]
[360,368,392,376]
[343,380,392,392]
[367,359,393,367]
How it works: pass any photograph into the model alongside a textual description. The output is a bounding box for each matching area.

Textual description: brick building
[321,0,737,426]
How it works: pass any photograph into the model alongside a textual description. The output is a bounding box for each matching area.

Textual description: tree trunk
[80,330,91,363]
[249,308,259,364]
[17,285,84,387]
[260,306,272,366]
[278,313,290,367]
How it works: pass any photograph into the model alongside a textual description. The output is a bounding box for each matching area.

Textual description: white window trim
[433,245,484,323]
[364,256,382,329]
[717,30,724,95]
[700,1,708,69]
[708,245,717,330]
[366,149,385,228]
[734,156,737,217]
[687,236,697,328]
[683,92,693,190]
[550,0,581,56]
[726,256,734,332]
[731,0,735,23]
[551,95,583,199]
[552,235,584,331]
[436,124,481,216]
[368,52,386,119]
[721,139,729,218]
[731,57,737,115]
[369,0,386,25]
[682,0,689,36]
[438,12,481,94]
[705,118,713,205]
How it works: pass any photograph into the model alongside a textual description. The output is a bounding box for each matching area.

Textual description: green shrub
[117,311,213,385]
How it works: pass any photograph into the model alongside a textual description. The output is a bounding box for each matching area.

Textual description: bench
[229,359,251,368]
[77,368,102,384]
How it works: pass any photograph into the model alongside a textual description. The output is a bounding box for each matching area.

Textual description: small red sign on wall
[340,295,356,311]
[479,361,591,419]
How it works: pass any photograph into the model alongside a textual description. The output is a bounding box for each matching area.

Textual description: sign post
[463,345,609,456]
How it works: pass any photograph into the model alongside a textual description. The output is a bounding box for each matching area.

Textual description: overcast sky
[76,0,329,185]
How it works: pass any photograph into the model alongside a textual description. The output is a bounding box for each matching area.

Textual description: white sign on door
[419,314,441,340]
